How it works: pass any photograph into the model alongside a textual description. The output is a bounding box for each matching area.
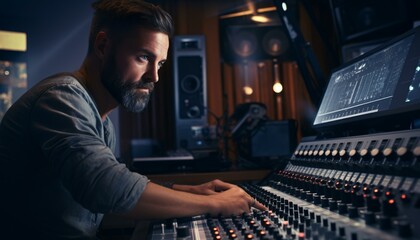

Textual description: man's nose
[145,63,159,83]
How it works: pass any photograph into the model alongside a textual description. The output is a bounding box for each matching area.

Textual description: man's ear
[94,31,108,60]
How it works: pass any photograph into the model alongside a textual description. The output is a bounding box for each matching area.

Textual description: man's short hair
[88,0,174,52]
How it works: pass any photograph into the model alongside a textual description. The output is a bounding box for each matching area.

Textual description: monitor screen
[313,26,420,132]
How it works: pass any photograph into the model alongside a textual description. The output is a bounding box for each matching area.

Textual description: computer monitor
[313,26,420,133]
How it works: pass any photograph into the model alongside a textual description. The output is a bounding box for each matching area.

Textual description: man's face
[101,28,169,112]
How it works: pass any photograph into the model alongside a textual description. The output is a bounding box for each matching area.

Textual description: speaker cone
[232,30,258,58]
[262,29,289,57]
[181,74,201,94]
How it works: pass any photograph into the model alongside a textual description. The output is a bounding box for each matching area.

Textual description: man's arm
[119,181,266,220]
[172,179,240,195]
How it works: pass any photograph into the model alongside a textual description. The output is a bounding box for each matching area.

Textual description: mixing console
[147,129,420,239]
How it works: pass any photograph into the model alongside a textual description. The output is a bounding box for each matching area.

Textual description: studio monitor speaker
[219,4,297,64]
[173,35,209,150]
[220,24,292,64]
[330,0,410,43]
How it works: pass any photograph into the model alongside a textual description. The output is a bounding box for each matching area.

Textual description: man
[0,0,266,239]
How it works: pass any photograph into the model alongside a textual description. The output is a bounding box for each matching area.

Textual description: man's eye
[138,55,149,61]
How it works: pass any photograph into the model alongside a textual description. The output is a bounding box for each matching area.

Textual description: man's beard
[101,53,154,113]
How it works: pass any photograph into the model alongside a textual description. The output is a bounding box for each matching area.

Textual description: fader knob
[378,215,391,230]
[398,221,412,238]
[338,203,347,215]
[382,198,398,217]
[329,200,338,211]
[413,146,420,157]
[306,150,311,157]
[325,149,331,156]
[370,148,380,157]
[176,225,190,238]
[339,149,347,157]
[359,148,368,157]
[349,149,357,157]
[348,206,359,219]
[364,211,375,225]
[396,147,407,157]
[383,147,393,157]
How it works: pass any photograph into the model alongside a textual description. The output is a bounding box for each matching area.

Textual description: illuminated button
[413,146,420,157]
[245,233,254,239]
[257,230,267,237]
[318,150,324,156]
[298,232,305,240]
[332,150,338,156]
[397,147,407,157]
[339,149,346,156]
[313,150,319,155]
[349,149,357,157]
[308,150,313,156]
[383,147,393,157]
[400,193,409,202]
[325,150,331,156]
[303,150,308,156]
[294,150,299,156]
[371,148,380,157]
[359,149,368,157]
[299,150,304,155]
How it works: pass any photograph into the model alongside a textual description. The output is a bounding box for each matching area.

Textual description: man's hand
[172,179,268,214]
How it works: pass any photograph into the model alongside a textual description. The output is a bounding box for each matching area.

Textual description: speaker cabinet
[219,9,294,64]
[330,0,410,44]
[173,35,209,150]
[220,25,292,64]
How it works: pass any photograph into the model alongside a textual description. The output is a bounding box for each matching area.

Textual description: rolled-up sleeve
[30,82,147,214]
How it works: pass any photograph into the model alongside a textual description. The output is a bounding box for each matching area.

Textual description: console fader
[147,128,420,239]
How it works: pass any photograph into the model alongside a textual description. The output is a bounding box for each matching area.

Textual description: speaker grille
[178,56,204,119]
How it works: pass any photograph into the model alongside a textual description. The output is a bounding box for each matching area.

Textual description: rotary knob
[413,146,420,157]
[383,147,393,157]
[359,148,368,157]
[396,147,407,157]
[370,148,380,157]
[339,149,347,157]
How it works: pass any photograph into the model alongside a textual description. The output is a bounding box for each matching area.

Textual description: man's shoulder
[37,72,82,88]
[30,72,90,98]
